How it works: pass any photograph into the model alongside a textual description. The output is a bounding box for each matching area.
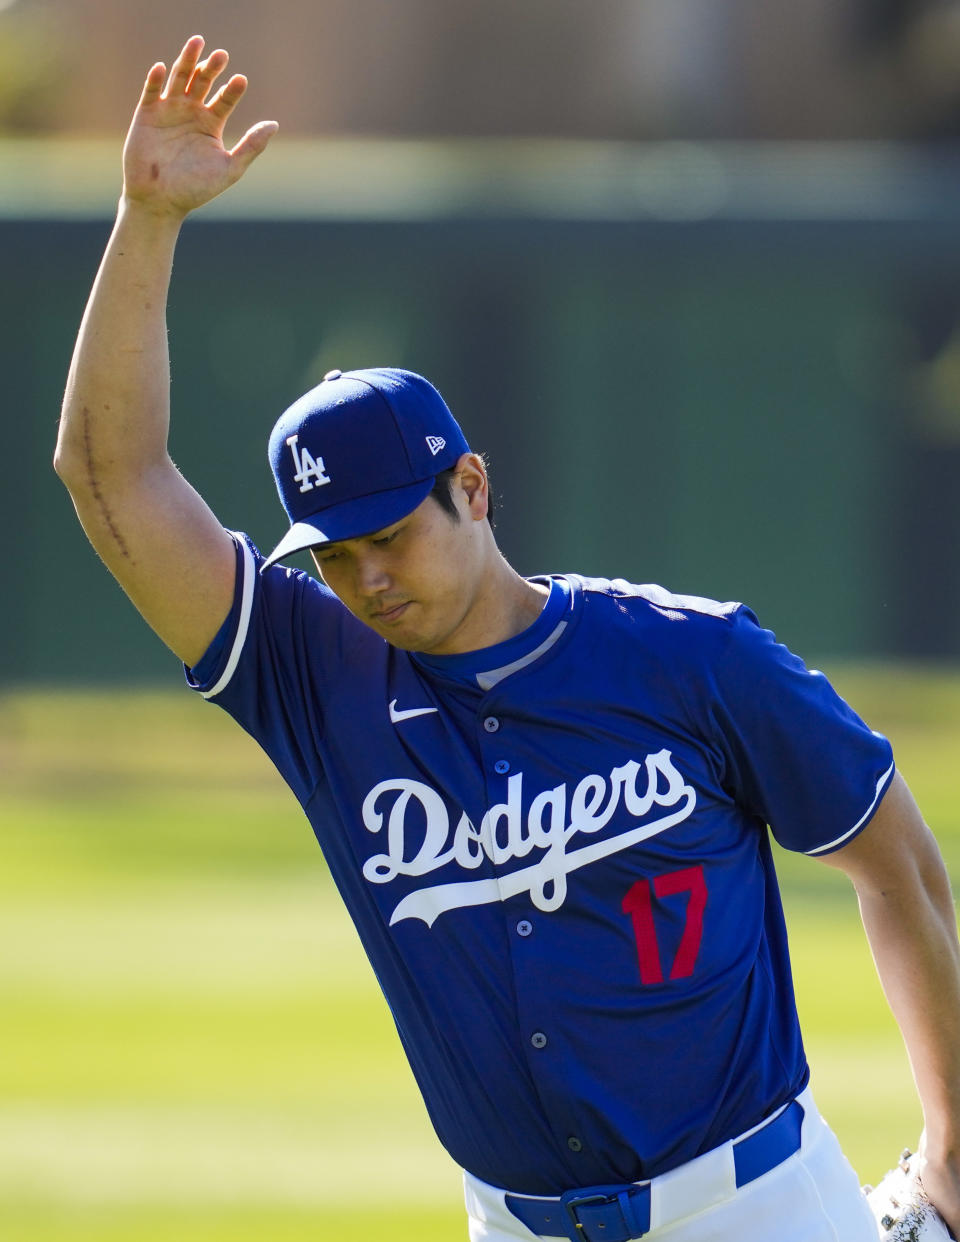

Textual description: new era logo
[426,436,446,456]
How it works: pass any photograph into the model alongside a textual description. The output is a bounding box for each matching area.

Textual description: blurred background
[6,0,960,675]
[3,1,960,1239]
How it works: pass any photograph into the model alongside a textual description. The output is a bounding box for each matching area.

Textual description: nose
[354,552,391,597]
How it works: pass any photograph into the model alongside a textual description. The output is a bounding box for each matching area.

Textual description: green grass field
[1,668,959,1240]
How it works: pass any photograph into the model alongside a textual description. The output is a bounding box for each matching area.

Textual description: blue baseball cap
[263,367,470,569]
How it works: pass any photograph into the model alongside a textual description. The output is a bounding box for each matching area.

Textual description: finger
[206,73,248,122]
[187,48,229,101]
[164,35,205,97]
[229,121,279,172]
[137,62,166,109]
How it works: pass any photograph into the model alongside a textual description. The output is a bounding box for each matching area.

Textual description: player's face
[310,461,496,654]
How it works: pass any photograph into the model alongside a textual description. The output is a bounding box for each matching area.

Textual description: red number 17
[621,865,707,984]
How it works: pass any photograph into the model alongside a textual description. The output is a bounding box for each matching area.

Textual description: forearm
[856,858,960,1154]
[47,39,274,663]
[55,199,183,489]
[825,773,960,1233]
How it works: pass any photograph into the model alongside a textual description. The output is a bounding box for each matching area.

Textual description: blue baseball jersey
[187,533,894,1197]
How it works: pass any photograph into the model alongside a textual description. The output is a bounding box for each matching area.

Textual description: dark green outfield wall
[4,213,960,683]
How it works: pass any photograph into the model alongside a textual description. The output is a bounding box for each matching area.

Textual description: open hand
[122,36,278,220]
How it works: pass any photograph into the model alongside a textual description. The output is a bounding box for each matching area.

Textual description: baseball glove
[865,1149,955,1241]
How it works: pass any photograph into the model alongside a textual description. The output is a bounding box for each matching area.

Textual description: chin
[383,633,426,652]
[366,619,429,651]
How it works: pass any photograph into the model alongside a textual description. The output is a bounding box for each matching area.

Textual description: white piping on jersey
[202,536,255,701]
[475,620,568,691]
[804,759,895,856]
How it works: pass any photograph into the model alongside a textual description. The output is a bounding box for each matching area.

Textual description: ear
[454,453,489,522]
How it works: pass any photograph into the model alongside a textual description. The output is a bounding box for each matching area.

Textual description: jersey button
[516,920,533,937]
[567,1137,584,1153]
[483,716,500,733]
[494,759,510,774]
[530,1031,547,1049]
[323,368,343,381]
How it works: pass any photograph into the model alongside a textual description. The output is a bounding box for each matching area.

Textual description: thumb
[229,120,279,172]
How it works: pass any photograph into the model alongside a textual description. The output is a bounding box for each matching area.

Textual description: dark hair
[429,459,495,527]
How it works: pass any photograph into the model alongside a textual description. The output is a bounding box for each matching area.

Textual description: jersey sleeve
[183,532,359,805]
[700,606,895,855]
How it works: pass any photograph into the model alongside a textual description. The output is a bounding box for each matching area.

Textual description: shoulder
[566,573,742,618]
[548,575,788,743]
[550,577,778,706]
[563,573,755,645]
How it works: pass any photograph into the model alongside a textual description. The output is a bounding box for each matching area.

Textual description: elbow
[54,402,95,490]
[52,439,69,481]
[53,436,84,491]
[54,388,96,488]
[54,398,80,484]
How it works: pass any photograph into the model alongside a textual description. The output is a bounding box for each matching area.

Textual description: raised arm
[54,37,277,667]
[822,772,960,1237]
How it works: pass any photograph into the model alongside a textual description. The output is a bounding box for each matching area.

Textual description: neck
[427,553,548,655]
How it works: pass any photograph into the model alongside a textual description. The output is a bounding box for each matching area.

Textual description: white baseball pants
[463,1088,877,1242]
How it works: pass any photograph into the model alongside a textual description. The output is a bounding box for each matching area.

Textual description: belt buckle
[559,1185,651,1242]
[562,1190,614,1242]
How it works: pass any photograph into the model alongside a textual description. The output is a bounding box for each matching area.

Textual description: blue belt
[504,1099,805,1242]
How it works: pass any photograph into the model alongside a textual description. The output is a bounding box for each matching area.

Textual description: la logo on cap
[426,436,446,456]
[286,433,331,493]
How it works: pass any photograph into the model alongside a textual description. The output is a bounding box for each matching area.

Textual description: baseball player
[55,38,960,1242]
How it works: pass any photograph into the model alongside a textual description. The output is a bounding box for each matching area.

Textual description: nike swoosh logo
[389,699,439,724]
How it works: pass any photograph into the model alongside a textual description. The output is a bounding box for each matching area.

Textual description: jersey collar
[412,576,572,689]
